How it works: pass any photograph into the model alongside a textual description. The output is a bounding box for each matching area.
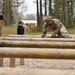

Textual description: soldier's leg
[51,32,62,38]
[60,25,71,38]
[58,32,64,38]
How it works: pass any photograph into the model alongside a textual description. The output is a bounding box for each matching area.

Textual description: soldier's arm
[41,22,48,38]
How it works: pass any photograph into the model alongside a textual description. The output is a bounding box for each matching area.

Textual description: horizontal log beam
[0,68,75,75]
[0,47,75,59]
[8,35,41,38]
[8,34,75,38]
[0,37,75,42]
[0,40,75,49]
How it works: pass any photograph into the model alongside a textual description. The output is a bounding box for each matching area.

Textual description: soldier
[41,15,71,38]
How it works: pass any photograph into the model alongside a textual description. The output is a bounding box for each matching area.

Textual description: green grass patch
[1,25,75,37]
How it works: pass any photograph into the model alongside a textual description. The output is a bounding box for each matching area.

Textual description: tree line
[0,0,26,25]
[0,0,75,28]
[37,0,75,28]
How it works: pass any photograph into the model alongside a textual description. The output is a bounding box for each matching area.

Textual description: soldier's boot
[51,34,58,38]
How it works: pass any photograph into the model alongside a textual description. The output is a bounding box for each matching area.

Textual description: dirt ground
[2,58,75,70]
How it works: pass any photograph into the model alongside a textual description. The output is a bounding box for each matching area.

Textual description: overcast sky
[24,0,36,15]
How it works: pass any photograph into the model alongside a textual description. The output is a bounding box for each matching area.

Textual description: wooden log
[8,35,41,37]
[0,37,75,42]
[8,34,75,38]
[0,47,75,59]
[0,40,75,49]
[0,68,75,75]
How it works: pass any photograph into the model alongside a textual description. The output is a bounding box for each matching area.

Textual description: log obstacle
[0,37,75,42]
[8,34,75,38]
[0,40,75,49]
[0,68,75,75]
[8,35,41,37]
[0,47,75,59]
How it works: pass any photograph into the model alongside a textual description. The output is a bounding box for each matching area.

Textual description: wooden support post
[0,24,2,37]
[0,58,3,67]
[20,58,24,65]
[10,58,15,67]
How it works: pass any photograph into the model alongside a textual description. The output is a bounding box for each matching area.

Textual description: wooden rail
[8,34,75,38]
[0,47,75,59]
[0,68,75,75]
[0,35,75,69]
[0,40,75,49]
[0,37,75,42]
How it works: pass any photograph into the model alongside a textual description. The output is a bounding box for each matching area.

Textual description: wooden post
[0,24,2,36]
[0,58,3,67]
[10,58,15,67]
[20,58,24,65]
[0,24,3,67]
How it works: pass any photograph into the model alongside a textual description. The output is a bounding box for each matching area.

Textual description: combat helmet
[43,15,52,22]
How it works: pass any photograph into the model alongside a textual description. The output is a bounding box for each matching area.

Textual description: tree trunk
[49,0,52,15]
[39,0,43,27]
[3,0,12,25]
[44,0,47,16]
[62,0,66,25]
[37,0,40,27]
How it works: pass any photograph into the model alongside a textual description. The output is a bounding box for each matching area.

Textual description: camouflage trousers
[51,24,71,38]
[59,24,71,38]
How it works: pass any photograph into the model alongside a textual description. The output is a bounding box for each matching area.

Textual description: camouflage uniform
[42,16,71,38]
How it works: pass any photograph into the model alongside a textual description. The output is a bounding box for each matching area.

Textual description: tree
[66,0,74,26]
[49,0,52,15]
[39,0,43,27]
[36,0,40,27]
[3,0,13,25]
[12,0,27,23]
[0,0,3,15]
[44,0,47,16]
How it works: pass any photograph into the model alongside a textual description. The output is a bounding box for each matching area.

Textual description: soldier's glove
[41,32,46,38]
